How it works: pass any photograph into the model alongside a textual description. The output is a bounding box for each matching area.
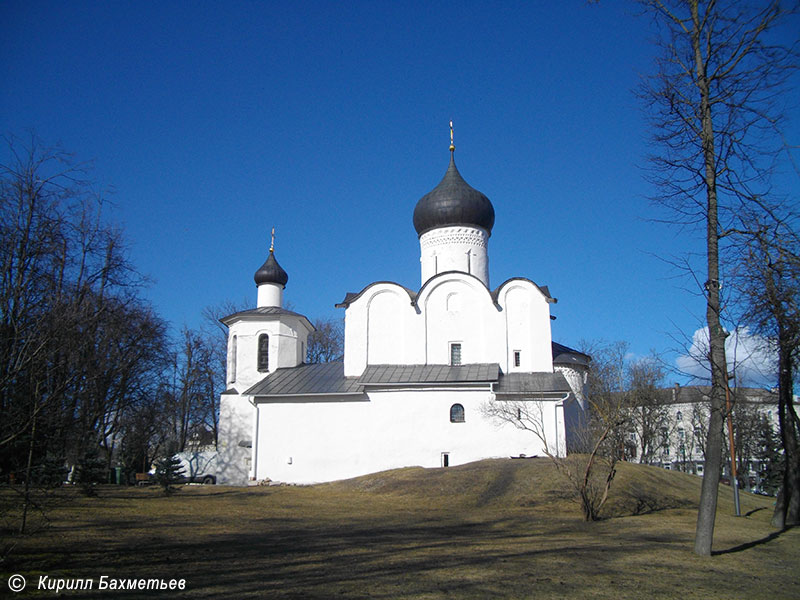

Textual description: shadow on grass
[744,506,767,517]
[10,508,692,599]
[712,525,793,555]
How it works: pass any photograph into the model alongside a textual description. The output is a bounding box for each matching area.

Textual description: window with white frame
[513,350,521,368]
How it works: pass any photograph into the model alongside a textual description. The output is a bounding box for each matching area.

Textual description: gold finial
[270,227,275,253]
[449,120,455,152]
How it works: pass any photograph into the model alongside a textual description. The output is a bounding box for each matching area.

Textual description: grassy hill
[2,458,798,599]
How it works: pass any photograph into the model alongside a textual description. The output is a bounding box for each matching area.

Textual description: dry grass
[1,458,797,599]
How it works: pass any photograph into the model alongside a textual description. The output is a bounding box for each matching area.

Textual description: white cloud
[676,326,777,387]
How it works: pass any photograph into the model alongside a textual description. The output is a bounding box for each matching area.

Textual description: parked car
[174,451,217,484]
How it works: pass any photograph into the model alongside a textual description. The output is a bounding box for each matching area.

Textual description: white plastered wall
[252,389,564,484]
[217,394,255,485]
[227,317,311,390]
[419,225,490,287]
[343,273,555,376]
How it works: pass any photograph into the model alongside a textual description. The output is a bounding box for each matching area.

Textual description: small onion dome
[413,153,495,237]
[254,250,288,287]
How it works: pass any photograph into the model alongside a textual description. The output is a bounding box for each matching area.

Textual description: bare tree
[306,317,343,363]
[483,341,630,521]
[627,360,669,464]
[637,0,798,555]
[0,134,165,533]
[734,221,800,526]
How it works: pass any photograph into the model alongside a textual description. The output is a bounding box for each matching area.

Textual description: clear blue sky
[2,2,797,383]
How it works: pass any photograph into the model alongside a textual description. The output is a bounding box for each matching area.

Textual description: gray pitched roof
[244,360,574,400]
[220,306,314,329]
[494,372,572,396]
[244,361,362,397]
[360,363,499,386]
[552,342,591,366]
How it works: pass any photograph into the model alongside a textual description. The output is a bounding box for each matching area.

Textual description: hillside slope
[324,456,763,519]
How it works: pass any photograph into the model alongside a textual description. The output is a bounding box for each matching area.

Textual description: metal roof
[244,361,363,397]
[551,341,591,366]
[254,250,288,286]
[413,153,495,237]
[220,306,314,328]
[245,360,575,400]
[360,363,499,386]
[494,372,572,396]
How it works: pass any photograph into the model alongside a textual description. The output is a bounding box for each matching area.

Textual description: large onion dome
[254,250,288,287]
[413,152,495,237]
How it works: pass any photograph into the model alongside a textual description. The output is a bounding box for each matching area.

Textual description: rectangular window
[441,452,450,468]
[450,343,462,366]
[513,350,521,368]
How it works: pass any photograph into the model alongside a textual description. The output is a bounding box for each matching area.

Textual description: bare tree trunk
[19,411,37,534]
[773,327,800,528]
[689,0,730,557]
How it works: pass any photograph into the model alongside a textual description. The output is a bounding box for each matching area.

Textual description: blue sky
[2,2,797,384]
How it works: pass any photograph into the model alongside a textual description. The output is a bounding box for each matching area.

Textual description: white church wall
[367,289,407,365]
[555,365,588,409]
[419,225,490,286]
[228,317,310,390]
[420,276,494,364]
[496,280,553,373]
[343,283,419,376]
[217,394,255,485]
[257,282,283,308]
[252,389,561,484]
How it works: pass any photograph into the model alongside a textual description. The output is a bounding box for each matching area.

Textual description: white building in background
[625,385,781,491]
[217,136,590,485]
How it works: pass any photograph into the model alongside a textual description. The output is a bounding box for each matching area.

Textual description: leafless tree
[306,317,343,363]
[0,134,165,532]
[734,220,800,527]
[483,341,630,521]
[627,360,669,463]
[637,0,798,555]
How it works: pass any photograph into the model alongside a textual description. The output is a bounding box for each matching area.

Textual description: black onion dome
[254,250,288,287]
[413,153,495,237]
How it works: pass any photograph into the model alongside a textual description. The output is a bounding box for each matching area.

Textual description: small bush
[154,455,185,496]
[75,448,107,497]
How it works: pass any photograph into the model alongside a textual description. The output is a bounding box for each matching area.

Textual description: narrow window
[676,410,683,421]
[441,453,450,468]
[450,342,462,366]
[257,334,269,372]
[513,350,521,368]
[228,335,237,383]
[450,403,465,423]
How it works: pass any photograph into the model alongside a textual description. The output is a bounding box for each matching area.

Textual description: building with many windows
[624,385,782,492]
[216,137,590,485]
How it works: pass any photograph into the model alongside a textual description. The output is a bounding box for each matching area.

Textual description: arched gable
[366,288,407,364]
[416,271,497,365]
[341,281,417,376]
[494,278,554,372]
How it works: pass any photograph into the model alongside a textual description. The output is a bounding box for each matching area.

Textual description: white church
[217,133,590,485]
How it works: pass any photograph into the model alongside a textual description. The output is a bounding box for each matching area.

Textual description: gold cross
[270,227,275,253]
[449,120,455,152]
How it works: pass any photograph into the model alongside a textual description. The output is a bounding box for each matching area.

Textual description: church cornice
[220,306,315,332]
[335,281,418,309]
[492,277,557,304]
